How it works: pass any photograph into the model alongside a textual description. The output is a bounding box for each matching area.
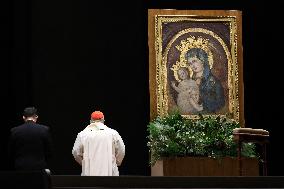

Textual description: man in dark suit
[8,107,52,171]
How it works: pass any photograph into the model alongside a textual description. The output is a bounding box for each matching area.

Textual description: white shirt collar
[87,122,107,130]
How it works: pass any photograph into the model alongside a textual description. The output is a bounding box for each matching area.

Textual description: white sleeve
[72,133,83,165]
[114,131,125,166]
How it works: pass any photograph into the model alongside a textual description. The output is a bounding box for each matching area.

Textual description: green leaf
[147,112,257,165]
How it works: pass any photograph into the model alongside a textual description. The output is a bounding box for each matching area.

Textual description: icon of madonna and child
[169,37,228,115]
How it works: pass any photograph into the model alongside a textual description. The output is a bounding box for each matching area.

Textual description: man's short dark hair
[23,107,38,117]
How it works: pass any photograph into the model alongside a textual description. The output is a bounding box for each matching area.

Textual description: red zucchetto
[91,111,104,120]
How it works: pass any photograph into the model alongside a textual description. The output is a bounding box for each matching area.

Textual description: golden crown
[171,36,213,81]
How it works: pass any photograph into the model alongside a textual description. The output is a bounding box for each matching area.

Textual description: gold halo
[171,36,213,82]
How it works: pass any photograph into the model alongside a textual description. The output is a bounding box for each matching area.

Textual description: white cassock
[72,122,125,176]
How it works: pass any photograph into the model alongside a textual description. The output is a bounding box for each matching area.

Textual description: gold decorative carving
[154,15,240,121]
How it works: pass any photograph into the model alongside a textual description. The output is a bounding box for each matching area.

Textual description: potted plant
[147,111,259,176]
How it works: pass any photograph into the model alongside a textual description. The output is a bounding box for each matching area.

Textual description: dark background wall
[1,0,283,176]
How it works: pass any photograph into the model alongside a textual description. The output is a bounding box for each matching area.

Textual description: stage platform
[51,175,284,188]
[2,171,284,189]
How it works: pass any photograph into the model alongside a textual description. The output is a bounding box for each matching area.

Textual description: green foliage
[147,111,258,165]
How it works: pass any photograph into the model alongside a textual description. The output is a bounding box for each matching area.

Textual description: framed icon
[148,9,244,126]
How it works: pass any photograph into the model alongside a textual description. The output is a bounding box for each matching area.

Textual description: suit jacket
[9,120,52,170]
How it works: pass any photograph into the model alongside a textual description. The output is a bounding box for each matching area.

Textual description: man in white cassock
[72,111,125,176]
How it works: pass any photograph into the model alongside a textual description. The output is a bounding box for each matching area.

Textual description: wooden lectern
[233,128,269,176]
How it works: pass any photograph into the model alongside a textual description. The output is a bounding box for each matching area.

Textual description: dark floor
[1,171,284,189]
[51,175,284,189]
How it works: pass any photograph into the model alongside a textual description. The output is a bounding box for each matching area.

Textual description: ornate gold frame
[148,10,244,126]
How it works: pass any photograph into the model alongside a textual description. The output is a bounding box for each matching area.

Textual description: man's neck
[25,118,36,122]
